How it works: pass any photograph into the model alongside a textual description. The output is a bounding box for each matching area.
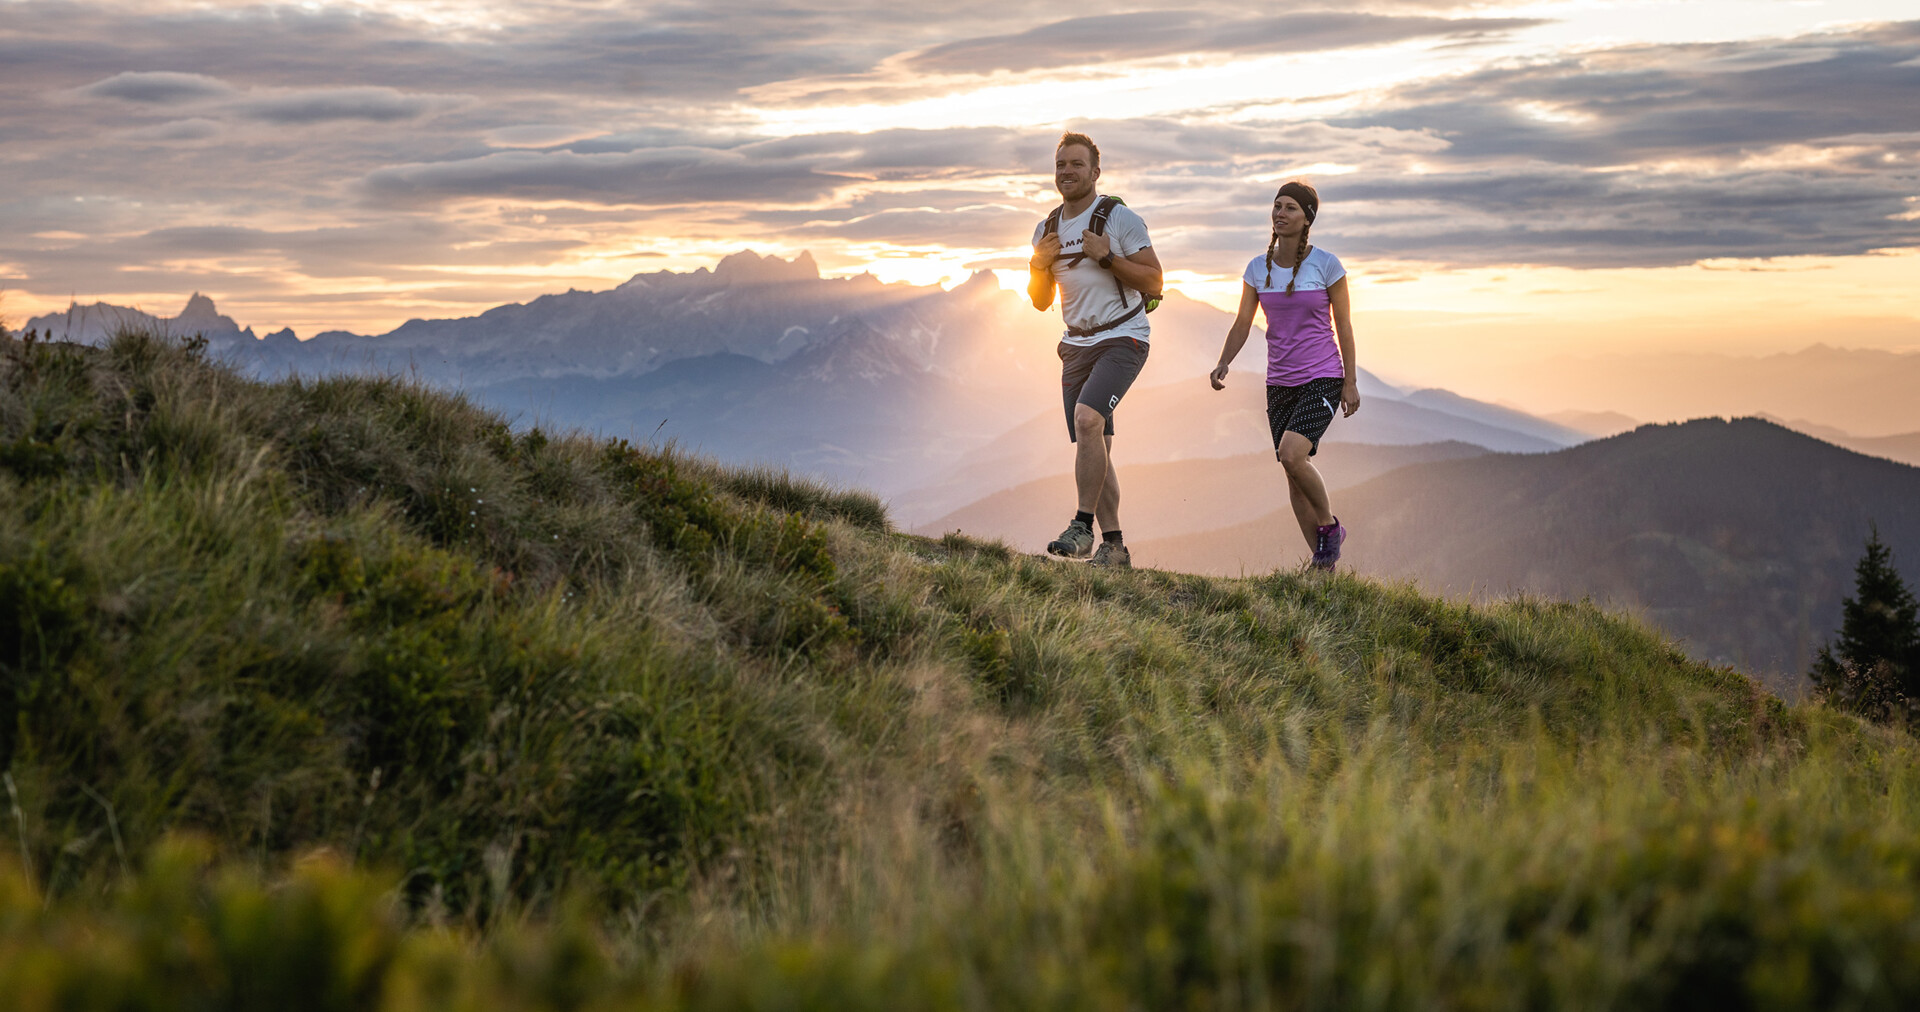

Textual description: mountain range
[1131,418,1920,690]
[23,254,1920,688]
[24,252,1591,504]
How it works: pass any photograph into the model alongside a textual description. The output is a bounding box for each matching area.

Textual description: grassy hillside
[5,329,1920,1009]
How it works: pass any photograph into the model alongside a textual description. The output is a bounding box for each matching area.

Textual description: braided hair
[1287,224,1311,295]
[1263,222,1314,294]
[1262,225,1280,290]
[1263,180,1320,295]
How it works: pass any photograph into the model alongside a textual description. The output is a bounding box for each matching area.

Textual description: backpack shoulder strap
[1088,195,1123,236]
[1043,206,1063,237]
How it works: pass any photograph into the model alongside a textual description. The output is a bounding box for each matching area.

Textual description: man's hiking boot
[1047,519,1095,558]
[1311,517,1346,571]
[1089,541,1131,569]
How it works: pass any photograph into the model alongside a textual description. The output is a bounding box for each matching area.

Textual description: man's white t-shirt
[1031,199,1153,347]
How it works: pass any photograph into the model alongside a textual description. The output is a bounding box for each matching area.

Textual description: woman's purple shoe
[1311,517,1346,571]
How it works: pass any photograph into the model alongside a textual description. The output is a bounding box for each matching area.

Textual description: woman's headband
[1276,182,1319,224]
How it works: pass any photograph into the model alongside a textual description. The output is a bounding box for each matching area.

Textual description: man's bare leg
[1277,431,1333,548]
[1073,404,1112,520]
[1094,435,1120,533]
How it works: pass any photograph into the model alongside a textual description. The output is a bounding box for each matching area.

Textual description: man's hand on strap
[1080,229,1112,265]
[1031,234,1062,271]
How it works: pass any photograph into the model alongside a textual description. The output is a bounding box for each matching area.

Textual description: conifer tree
[1811,525,1920,721]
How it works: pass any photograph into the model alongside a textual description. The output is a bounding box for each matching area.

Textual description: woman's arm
[1328,276,1360,416]
[1210,283,1261,390]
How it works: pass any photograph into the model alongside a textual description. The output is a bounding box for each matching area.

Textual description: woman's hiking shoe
[1089,541,1131,568]
[1311,518,1346,571]
[1047,519,1095,558]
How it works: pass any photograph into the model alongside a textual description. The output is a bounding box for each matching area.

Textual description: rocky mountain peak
[179,292,220,319]
[713,249,820,285]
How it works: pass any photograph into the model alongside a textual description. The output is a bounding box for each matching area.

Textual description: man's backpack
[1042,195,1162,336]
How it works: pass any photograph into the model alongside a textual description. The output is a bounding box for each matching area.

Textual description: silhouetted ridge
[713,249,820,284]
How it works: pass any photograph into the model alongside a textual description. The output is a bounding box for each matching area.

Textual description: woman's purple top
[1242,247,1346,387]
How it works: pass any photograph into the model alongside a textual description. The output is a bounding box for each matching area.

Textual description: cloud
[78,71,235,104]
[784,204,1042,248]
[486,124,609,149]
[906,11,1547,75]
[1259,22,1920,266]
[0,219,596,300]
[234,86,464,124]
[1326,169,1920,267]
[355,147,855,208]
[4,1,918,103]
[1339,26,1920,165]
[120,118,225,142]
[76,70,462,125]
[741,127,1036,177]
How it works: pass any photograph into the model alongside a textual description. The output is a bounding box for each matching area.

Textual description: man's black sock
[1102,530,1124,544]
[1074,510,1095,527]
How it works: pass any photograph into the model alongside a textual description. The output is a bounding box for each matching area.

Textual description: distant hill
[1135,418,1920,688]
[918,441,1492,546]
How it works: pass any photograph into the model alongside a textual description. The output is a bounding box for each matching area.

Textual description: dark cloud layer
[1,1,935,101]
[236,87,460,124]
[1328,169,1920,267]
[79,71,235,103]
[356,147,855,208]
[1285,22,1920,266]
[1338,31,1920,165]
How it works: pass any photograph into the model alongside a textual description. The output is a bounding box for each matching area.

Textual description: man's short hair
[1056,131,1100,169]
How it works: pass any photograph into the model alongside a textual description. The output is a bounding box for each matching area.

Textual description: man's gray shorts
[1059,337,1149,442]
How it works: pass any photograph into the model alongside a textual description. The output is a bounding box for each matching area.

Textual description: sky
[3,0,1917,400]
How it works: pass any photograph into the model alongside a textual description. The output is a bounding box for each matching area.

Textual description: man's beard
[1056,178,1095,201]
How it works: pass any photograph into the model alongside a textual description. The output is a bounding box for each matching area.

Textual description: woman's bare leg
[1277,430,1334,549]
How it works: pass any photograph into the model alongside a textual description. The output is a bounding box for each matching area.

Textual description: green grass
[3,327,1918,1009]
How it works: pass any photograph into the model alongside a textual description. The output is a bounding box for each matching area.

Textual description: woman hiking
[1209,180,1360,571]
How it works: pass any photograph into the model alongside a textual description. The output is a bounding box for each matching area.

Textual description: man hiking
[1028,131,1163,568]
